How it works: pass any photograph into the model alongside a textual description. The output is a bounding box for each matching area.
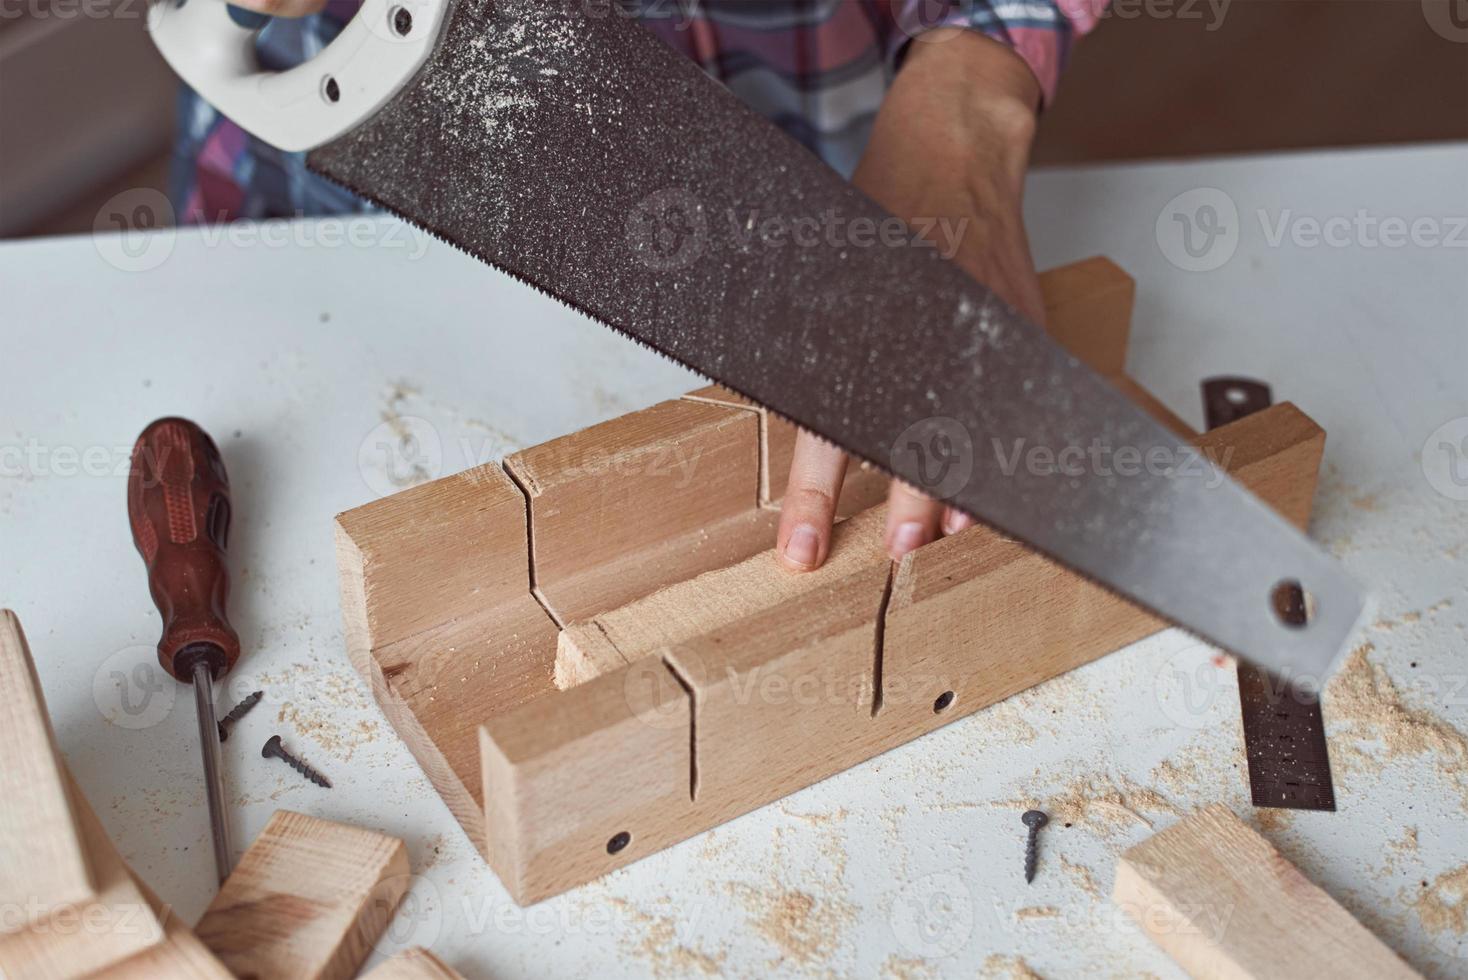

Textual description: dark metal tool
[262,735,332,789]
[218,690,263,742]
[127,418,241,882]
[152,0,1365,682]
[1021,809,1048,883]
[1203,378,1337,811]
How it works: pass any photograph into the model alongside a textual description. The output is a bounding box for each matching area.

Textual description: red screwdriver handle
[127,418,240,683]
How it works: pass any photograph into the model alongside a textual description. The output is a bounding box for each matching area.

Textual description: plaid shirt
[171,0,1102,223]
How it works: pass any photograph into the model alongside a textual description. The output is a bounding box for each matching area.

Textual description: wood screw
[217,690,263,742]
[261,735,332,788]
[1022,809,1048,883]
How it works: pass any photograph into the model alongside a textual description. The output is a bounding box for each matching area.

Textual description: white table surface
[2,141,1465,979]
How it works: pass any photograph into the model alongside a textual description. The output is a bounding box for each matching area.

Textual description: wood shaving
[1059,855,1100,899]
[882,955,937,979]
[605,897,725,978]
[1014,905,1060,920]
[999,774,1181,834]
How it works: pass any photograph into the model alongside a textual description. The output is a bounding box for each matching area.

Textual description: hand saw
[149,0,1365,682]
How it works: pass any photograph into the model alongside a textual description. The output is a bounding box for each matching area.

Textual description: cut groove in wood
[194,810,410,980]
[1113,804,1420,979]
[0,609,96,935]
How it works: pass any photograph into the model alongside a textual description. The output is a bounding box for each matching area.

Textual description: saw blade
[307,0,1363,680]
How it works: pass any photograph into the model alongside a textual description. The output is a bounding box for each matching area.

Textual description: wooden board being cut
[361,947,466,980]
[0,768,165,978]
[194,810,410,980]
[1114,804,1421,979]
[0,609,96,934]
[336,256,1333,904]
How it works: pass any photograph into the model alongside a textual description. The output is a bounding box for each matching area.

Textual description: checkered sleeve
[885,0,1107,104]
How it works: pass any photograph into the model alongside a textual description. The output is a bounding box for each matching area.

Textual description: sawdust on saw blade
[1325,643,1468,806]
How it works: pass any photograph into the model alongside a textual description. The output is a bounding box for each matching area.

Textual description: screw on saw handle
[127,418,240,684]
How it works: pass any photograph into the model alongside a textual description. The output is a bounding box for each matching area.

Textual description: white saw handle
[148,0,447,152]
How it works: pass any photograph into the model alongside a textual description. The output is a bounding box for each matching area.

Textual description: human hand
[226,0,327,20]
[776,30,1046,571]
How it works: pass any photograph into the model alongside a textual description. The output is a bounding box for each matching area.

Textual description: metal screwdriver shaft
[192,661,233,883]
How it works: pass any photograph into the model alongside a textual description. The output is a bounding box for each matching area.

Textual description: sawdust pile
[882,954,938,979]
[605,897,725,978]
[981,953,1045,979]
[729,883,855,968]
[1001,773,1181,834]
[1325,643,1468,805]
[1014,905,1060,920]
[1059,856,1101,899]
[1409,864,1468,939]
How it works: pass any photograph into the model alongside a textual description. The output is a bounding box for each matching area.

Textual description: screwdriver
[127,418,241,884]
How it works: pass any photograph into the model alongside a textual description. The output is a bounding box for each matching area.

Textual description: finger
[942,506,975,536]
[228,0,328,19]
[885,480,944,560]
[777,431,848,572]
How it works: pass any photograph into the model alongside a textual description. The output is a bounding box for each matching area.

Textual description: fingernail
[889,521,930,558]
[783,524,820,569]
[943,510,973,535]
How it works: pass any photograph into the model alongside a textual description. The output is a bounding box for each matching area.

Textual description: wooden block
[93,877,232,980]
[195,810,410,980]
[556,506,890,688]
[0,609,96,934]
[481,659,691,903]
[480,402,1328,905]
[0,770,165,978]
[877,403,1326,735]
[336,464,560,854]
[1113,804,1420,979]
[1039,255,1135,376]
[506,398,778,624]
[361,947,465,980]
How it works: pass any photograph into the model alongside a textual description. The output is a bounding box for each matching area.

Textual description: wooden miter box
[334,257,1328,905]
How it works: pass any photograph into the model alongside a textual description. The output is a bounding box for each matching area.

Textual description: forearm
[854,30,1044,322]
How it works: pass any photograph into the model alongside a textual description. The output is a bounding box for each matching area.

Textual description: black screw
[1021,809,1048,883]
[218,690,263,742]
[933,690,955,713]
[261,735,332,788]
[607,831,631,855]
